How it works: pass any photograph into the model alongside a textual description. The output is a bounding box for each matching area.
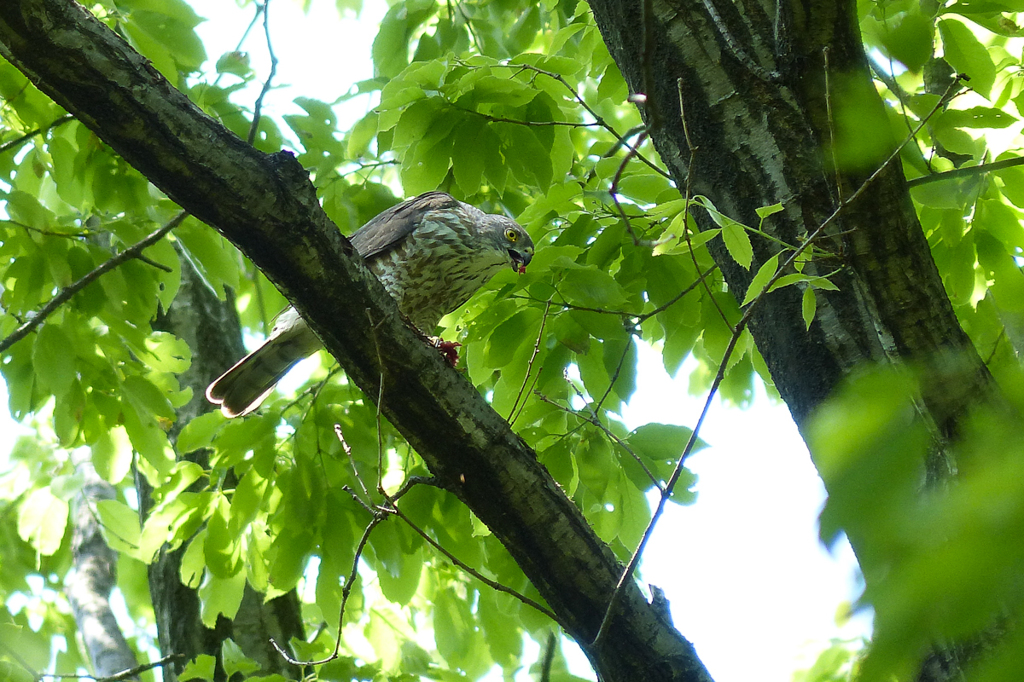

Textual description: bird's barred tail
[206,311,321,417]
[205,340,299,418]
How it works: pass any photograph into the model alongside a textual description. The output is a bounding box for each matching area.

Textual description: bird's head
[487,216,534,274]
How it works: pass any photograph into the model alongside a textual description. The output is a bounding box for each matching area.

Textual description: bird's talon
[436,340,461,366]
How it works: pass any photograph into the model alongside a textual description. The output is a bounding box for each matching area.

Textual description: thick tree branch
[0,2,704,679]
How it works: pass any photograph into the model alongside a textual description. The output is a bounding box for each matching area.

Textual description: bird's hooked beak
[509,246,533,274]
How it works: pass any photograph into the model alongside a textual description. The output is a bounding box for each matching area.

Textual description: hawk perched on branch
[206,191,535,418]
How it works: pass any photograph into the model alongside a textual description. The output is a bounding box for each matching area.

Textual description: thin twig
[210,3,264,89]
[509,263,716,323]
[382,495,560,622]
[609,131,652,246]
[450,104,602,129]
[592,73,967,648]
[247,0,278,147]
[335,424,371,503]
[499,61,671,180]
[4,219,92,239]
[365,309,388,495]
[677,77,733,333]
[0,114,74,156]
[508,298,553,425]
[36,654,185,682]
[637,264,719,323]
[0,639,39,680]
[539,632,557,682]
[271,513,385,666]
[602,124,648,159]
[0,212,186,354]
[823,48,843,204]
[536,391,664,494]
[593,334,634,415]
[906,155,1024,188]
[451,0,483,52]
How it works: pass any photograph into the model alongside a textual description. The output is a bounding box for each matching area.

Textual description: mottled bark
[587,0,993,439]
[584,0,1001,678]
[66,452,141,680]
[0,2,703,679]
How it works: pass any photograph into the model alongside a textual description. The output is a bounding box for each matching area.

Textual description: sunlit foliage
[2,0,1024,679]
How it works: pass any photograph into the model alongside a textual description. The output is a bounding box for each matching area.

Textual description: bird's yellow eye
[505,228,518,243]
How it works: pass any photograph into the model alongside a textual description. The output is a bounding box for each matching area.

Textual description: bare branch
[248,0,278,147]
[0,212,186,355]
[906,155,1024,188]
[36,654,185,682]
[0,113,73,155]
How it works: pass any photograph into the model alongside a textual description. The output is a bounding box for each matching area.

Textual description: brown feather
[206,192,534,417]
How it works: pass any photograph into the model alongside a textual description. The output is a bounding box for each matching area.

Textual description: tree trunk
[142,252,305,682]
[67,452,141,680]
[584,0,1000,678]
[586,0,993,441]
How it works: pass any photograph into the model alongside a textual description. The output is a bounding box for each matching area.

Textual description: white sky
[0,1,870,680]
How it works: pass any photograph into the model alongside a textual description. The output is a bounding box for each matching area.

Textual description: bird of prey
[206,191,535,418]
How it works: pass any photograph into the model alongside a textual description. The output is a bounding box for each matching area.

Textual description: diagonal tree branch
[0,2,706,679]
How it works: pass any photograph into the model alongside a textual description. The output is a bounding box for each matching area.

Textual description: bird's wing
[349,191,460,260]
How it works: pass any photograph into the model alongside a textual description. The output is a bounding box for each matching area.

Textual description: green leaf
[205,495,242,578]
[179,655,216,682]
[91,426,134,484]
[221,639,261,678]
[401,134,453,195]
[175,219,239,298]
[694,197,753,268]
[486,308,542,367]
[496,123,553,189]
[627,423,704,479]
[995,164,1024,208]
[755,202,784,219]
[177,412,224,454]
[32,324,76,399]
[452,117,487,195]
[882,12,934,72]
[769,272,839,293]
[977,231,1024,312]
[140,331,192,373]
[938,19,997,98]
[741,253,780,306]
[559,265,630,309]
[128,9,206,73]
[121,393,174,478]
[229,470,266,534]
[721,219,753,269]
[18,487,69,556]
[802,286,817,330]
[95,499,142,557]
[199,569,246,627]
[180,530,206,589]
[936,106,1017,129]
